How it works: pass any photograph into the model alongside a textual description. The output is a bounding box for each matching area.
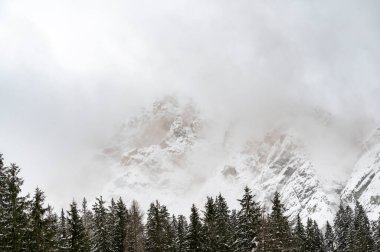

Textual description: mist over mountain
[0,0,379,220]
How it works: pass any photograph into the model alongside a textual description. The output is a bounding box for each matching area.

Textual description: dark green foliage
[145,201,173,252]
[111,197,128,252]
[202,196,218,251]
[2,153,380,252]
[234,186,261,251]
[1,163,29,251]
[334,203,352,251]
[267,191,292,251]
[293,214,306,251]
[28,187,50,251]
[67,201,87,251]
[347,201,374,251]
[373,216,380,251]
[187,204,203,251]
[81,198,92,252]
[215,194,233,251]
[176,214,189,252]
[92,196,111,251]
[126,200,145,252]
[324,221,334,252]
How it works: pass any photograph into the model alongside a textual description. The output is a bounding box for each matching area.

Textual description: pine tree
[0,153,7,247]
[256,209,270,252]
[234,186,261,251]
[92,196,111,251]
[112,197,128,252]
[202,196,218,251]
[145,201,173,252]
[348,201,374,251]
[29,187,49,251]
[126,200,145,252]
[58,208,69,250]
[67,200,87,252]
[333,203,352,252]
[267,191,292,251]
[176,214,189,252]
[44,205,59,251]
[324,221,334,252]
[373,215,380,251]
[187,204,203,251]
[81,198,92,252]
[1,163,29,251]
[215,194,232,251]
[293,214,306,251]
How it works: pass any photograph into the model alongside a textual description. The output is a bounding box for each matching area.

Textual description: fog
[0,0,379,208]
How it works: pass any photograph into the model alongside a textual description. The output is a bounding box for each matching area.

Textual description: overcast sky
[0,0,379,208]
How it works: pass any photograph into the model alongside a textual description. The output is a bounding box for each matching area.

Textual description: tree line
[1,153,380,251]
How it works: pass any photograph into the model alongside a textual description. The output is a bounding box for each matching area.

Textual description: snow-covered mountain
[100,96,380,226]
[341,128,380,220]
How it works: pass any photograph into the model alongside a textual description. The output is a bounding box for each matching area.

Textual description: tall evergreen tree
[333,203,352,252]
[58,208,69,250]
[234,186,261,251]
[67,200,87,252]
[145,201,172,252]
[1,163,29,251]
[373,215,380,251]
[215,194,232,251]
[324,221,334,252]
[81,198,92,252]
[293,214,306,252]
[112,197,128,252]
[202,196,218,251]
[0,153,7,247]
[176,214,189,252]
[348,201,374,251]
[187,204,203,251]
[44,205,59,251]
[92,196,111,251]
[126,200,145,252]
[28,187,49,251]
[267,191,292,251]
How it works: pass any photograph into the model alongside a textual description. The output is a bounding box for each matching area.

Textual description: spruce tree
[0,153,7,247]
[333,203,352,252]
[29,187,49,251]
[293,214,306,251]
[267,191,292,251]
[126,200,145,252]
[145,201,172,252]
[1,163,29,251]
[324,221,334,252]
[202,196,218,251]
[112,197,128,252]
[44,205,59,251]
[58,208,69,250]
[187,204,203,251]
[373,215,380,251]
[67,200,87,251]
[81,198,92,252]
[176,214,189,252]
[215,194,232,251]
[348,201,374,251]
[92,196,111,251]
[234,186,261,251]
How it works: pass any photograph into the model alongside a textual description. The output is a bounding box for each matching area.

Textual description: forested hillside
[1,153,379,251]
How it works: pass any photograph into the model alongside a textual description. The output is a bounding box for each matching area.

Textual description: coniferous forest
[1,153,380,252]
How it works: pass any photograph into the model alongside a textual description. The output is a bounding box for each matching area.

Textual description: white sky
[0,0,379,209]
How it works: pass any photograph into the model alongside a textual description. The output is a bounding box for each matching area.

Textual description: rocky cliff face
[341,129,380,220]
[101,97,379,226]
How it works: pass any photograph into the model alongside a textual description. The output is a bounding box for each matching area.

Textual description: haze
[0,0,379,209]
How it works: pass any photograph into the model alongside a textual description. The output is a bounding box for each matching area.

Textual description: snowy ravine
[100,96,380,226]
